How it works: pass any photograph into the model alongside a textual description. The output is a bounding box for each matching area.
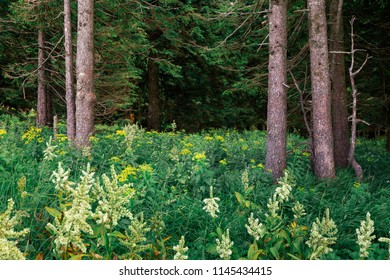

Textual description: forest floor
[0,115,389,260]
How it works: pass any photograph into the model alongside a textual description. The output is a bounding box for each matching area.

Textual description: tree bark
[308,0,335,178]
[147,56,161,131]
[75,0,95,147]
[65,0,76,141]
[329,0,350,168]
[265,0,288,180]
[37,27,47,127]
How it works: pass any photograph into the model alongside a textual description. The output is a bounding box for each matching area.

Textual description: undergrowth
[0,114,389,260]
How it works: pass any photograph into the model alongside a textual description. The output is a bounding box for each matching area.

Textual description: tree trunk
[36,27,47,127]
[329,0,350,168]
[75,0,95,147]
[265,0,288,180]
[308,0,335,178]
[147,57,161,131]
[65,0,76,141]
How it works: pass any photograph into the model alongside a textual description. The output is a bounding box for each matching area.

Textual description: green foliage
[1,117,390,259]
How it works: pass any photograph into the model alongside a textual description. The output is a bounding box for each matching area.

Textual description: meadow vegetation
[0,114,389,260]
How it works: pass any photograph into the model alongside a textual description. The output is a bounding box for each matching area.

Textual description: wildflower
[180,148,192,155]
[193,152,207,162]
[204,135,213,141]
[215,135,225,142]
[51,162,75,193]
[184,142,193,148]
[43,136,57,161]
[257,163,264,169]
[173,236,189,260]
[138,163,153,173]
[292,201,306,219]
[0,129,7,136]
[219,159,228,165]
[306,209,338,260]
[202,186,220,218]
[266,171,294,218]
[378,232,390,259]
[353,182,361,189]
[241,168,250,191]
[118,165,137,182]
[0,199,29,260]
[119,214,151,260]
[56,134,68,142]
[245,213,265,241]
[216,229,234,260]
[116,130,126,136]
[46,164,95,255]
[110,156,121,163]
[93,166,135,229]
[302,152,311,157]
[21,126,43,144]
[242,145,249,151]
[356,212,376,259]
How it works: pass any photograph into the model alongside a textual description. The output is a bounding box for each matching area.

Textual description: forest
[0,0,390,260]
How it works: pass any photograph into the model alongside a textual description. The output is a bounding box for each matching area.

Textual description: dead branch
[348,16,370,182]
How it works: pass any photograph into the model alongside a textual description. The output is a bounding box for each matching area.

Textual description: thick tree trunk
[265,0,288,180]
[37,27,47,127]
[147,57,161,131]
[75,0,95,147]
[64,0,76,141]
[329,0,350,168]
[308,0,335,178]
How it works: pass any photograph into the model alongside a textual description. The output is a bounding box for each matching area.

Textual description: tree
[36,26,47,126]
[75,0,95,147]
[64,0,75,141]
[329,0,350,168]
[308,0,335,178]
[265,0,288,180]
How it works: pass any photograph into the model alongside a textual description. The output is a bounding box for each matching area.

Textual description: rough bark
[65,0,76,141]
[329,0,350,168]
[147,57,161,131]
[36,27,47,127]
[75,0,95,147]
[308,0,335,178]
[265,0,288,180]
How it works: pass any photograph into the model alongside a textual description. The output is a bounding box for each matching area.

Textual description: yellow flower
[110,156,121,163]
[242,145,249,151]
[21,126,42,144]
[180,148,192,155]
[56,134,68,142]
[302,152,311,157]
[257,163,264,169]
[184,142,193,148]
[118,165,137,182]
[250,159,255,163]
[138,163,153,173]
[193,152,207,161]
[204,135,213,141]
[353,182,361,189]
[215,135,225,142]
[116,130,126,136]
[219,159,228,165]
[89,136,99,143]
[0,129,7,136]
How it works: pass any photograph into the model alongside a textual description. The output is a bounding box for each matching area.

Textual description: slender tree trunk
[329,0,350,168]
[37,27,47,127]
[308,0,335,178]
[64,0,76,141]
[75,0,95,147]
[265,0,288,180]
[147,56,161,131]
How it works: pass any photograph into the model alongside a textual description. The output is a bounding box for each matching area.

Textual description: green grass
[0,115,389,260]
